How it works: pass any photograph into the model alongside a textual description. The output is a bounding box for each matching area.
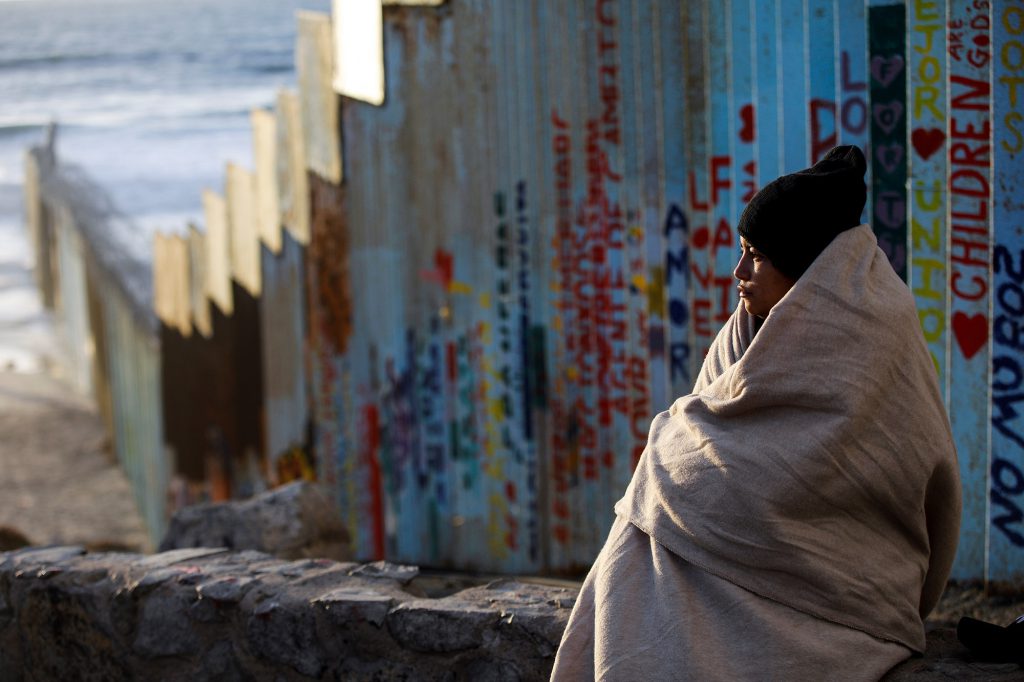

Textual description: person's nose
[734,252,750,281]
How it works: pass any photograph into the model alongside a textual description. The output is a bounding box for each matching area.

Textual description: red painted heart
[952,311,988,360]
[911,127,946,160]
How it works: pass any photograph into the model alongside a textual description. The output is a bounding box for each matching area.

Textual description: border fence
[25,0,1024,582]
[24,140,168,541]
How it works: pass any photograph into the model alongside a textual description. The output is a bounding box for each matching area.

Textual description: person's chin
[741,298,766,319]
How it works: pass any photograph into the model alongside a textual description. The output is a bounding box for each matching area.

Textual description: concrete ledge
[1,546,1020,680]
[0,546,574,681]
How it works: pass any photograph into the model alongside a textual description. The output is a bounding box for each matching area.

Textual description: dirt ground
[0,368,149,553]
[927,580,1024,630]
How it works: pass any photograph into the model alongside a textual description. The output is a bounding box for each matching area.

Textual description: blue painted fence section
[27,0,1024,581]
[298,0,1024,578]
[947,0,993,580]
[991,0,1024,581]
[302,0,1024,579]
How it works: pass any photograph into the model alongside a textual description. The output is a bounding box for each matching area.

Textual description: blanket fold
[618,224,960,652]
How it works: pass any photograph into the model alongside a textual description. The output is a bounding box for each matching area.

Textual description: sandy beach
[0,368,150,553]
[0,178,148,553]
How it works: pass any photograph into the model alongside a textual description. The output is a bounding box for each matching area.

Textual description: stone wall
[2,545,1021,681]
[0,546,574,681]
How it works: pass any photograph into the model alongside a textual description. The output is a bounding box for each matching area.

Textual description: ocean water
[0,0,330,371]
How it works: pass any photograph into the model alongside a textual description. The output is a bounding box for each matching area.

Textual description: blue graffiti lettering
[995,245,1024,283]
[670,342,690,384]
[991,244,1024,547]
[992,457,1024,547]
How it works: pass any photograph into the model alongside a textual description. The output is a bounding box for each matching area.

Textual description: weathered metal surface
[683,0,711,382]
[153,233,192,337]
[990,0,1024,580]
[305,172,355,549]
[22,149,55,309]
[27,0,1024,580]
[260,232,309,479]
[300,0,1024,579]
[153,232,170,327]
[202,189,233,316]
[84,253,115,447]
[187,224,212,338]
[53,203,94,396]
[948,0,993,580]
[276,90,311,245]
[161,274,266,506]
[27,146,167,544]
[908,0,949,395]
[251,108,282,255]
[227,163,261,297]
[297,11,343,183]
[104,287,167,541]
[332,0,386,105]
[869,1,910,279]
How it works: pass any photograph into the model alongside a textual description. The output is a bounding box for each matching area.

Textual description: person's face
[733,238,797,319]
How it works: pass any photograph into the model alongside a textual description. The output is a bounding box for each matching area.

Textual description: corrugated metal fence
[30,0,1024,582]
[24,144,168,543]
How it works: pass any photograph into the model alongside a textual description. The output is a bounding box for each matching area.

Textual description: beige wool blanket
[615,224,960,654]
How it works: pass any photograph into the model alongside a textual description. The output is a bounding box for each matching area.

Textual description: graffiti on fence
[948,0,994,578]
[991,1,1024,577]
[870,3,909,278]
[909,0,948,383]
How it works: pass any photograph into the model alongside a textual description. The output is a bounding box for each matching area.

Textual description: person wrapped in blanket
[550,145,962,682]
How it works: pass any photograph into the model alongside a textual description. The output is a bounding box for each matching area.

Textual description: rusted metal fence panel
[276,90,312,245]
[305,173,356,545]
[260,232,310,481]
[252,109,282,255]
[297,11,343,183]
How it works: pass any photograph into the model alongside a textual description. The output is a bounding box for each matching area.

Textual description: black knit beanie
[737,145,867,280]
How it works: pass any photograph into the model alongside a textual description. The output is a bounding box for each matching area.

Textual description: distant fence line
[24,139,167,541]
[26,0,1024,582]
